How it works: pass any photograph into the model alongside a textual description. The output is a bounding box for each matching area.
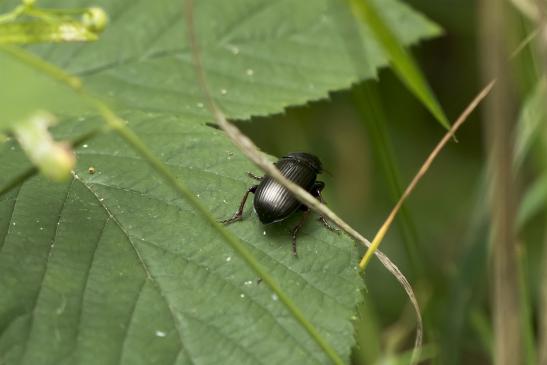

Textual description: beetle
[221,152,338,256]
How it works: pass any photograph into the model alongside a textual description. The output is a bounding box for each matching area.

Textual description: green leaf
[347,0,449,129]
[515,79,546,169]
[0,115,363,364]
[0,45,88,130]
[0,0,441,363]
[20,0,440,122]
[515,80,547,229]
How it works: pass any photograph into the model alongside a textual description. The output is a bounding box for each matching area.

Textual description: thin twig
[184,0,425,362]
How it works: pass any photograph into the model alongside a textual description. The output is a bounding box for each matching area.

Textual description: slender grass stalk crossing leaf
[0,0,443,363]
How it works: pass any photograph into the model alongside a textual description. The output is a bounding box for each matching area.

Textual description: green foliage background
[1,0,545,364]
[0,0,440,364]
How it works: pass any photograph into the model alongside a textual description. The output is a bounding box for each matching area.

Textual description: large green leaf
[0,0,440,130]
[0,115,364,364]
[0,47,90,129]
[0,0,441,363]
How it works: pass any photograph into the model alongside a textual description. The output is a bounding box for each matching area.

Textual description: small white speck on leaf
[230,46,240,55]
[263,231,266,236]
[155,330,167,337]
[82,144,88,148]
[246,68,254,76]
[271,294,278,301]
[240,294,245,298]
[197,102,204,108]
[55,297,66,315]
[244,280,253,286]
[220,89,227,95]
[226,256,232,262]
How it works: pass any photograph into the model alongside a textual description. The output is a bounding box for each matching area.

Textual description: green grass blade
[348,0,450,129]
[352,81,424,277]
[517,246,538,365]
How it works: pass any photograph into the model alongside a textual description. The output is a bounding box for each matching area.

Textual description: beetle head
[282,152,322,174]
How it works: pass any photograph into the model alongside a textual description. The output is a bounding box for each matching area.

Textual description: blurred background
[239,0,545,364]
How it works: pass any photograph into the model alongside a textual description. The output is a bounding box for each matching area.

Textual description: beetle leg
[312,181,340,232]
[313,181,325,193]
[247,172,263,181]
[290,209,311,257]
[220,185,258,224]
[319,216,340,232]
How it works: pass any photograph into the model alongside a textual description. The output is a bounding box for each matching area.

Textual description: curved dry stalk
[358,81,496,270]
[183,0,424,362]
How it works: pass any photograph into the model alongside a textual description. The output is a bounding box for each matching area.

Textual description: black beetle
[221,152,338,256]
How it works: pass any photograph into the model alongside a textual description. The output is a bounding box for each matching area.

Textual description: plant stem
[479,0,522,364]
[530,2,547,363]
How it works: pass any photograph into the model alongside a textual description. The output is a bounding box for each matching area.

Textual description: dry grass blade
[355,24,539,271]
[183,0,426,363]
[358,80,496,271]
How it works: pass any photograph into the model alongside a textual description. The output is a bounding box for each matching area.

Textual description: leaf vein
[73,177,194,364]
[138,234,320,364]
[19,178,75,363]
[0,185,21,253]
[117,279,146,365]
